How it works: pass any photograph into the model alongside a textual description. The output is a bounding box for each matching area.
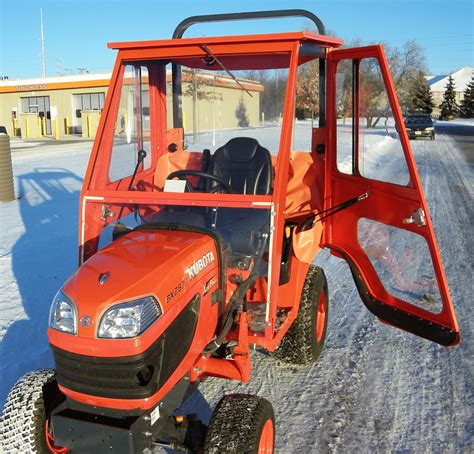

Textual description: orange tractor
[2,9,459,453]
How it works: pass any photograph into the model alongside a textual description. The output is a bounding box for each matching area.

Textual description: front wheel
[1,369,69,453]
[274,265,329,365]
[204,394,275,453]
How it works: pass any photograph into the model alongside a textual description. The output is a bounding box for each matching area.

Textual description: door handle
[403,208,426,227]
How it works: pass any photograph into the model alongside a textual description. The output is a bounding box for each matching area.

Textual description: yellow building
[0,71,262,139]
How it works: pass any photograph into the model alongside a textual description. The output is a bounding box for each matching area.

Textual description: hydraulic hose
[204,232,269,354]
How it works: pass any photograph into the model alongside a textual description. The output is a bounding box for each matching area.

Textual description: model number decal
[166,276,188,304]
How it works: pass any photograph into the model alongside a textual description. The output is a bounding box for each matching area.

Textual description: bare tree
[336,59,353,122]
[241,69,287,122]
[183,69,222,142]
[359,40,426,127]
[296,60,319,122]
[389,40,427,114]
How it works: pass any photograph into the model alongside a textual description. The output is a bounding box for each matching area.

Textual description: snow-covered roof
[426,74,447,85]
[428,67,473,93]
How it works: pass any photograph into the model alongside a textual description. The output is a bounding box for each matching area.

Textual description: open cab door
[324,45,460,346]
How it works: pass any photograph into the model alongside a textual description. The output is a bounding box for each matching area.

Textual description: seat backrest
[211,137,273,195]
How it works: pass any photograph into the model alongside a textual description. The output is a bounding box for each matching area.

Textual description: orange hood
[61,229,218,340]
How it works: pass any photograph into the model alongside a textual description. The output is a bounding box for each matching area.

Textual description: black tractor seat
[210,137,273,195]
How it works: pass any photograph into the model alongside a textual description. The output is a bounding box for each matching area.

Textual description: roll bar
[171,9,327,129]
[172,10,326,39]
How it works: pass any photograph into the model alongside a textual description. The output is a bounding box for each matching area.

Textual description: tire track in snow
[189,132,474,453]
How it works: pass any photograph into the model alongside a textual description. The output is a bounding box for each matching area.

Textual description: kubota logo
[185,251,215,280]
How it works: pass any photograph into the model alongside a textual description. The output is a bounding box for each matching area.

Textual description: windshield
[406,115,432,125]
[103,54,290,196]
[94,52,294,313]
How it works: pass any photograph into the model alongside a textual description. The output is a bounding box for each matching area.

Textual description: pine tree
[235,97,249,127]
[459,76,474,118]
[409,72,434,114]
[439,75,459,120]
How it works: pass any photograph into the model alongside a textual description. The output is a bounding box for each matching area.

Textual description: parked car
[404,114,435,140]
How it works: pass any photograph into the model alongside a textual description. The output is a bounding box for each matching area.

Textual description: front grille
[52,340,163,399]
[52,295,200,399]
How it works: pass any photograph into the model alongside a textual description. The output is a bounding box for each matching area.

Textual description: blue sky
[0,0,472,79]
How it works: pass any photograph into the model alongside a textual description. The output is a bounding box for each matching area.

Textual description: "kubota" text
[185,251,215,280]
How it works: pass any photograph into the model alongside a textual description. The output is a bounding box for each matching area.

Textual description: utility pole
[56,59,62,76]
[40,8,46,77]
[192,69,197,143]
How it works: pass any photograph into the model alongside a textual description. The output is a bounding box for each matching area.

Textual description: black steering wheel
[167,170,233,193]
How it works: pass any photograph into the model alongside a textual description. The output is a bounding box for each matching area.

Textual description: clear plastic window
[109,65,151,182]
[177,64,288,155]
[358,58,410,186]
[155,59,289,195]
[358,218,442,313]
[99,205,272,316]
[336,59,354,173]
[335,57,411,186]
[292,58,320,152]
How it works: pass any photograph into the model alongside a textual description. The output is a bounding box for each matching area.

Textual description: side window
[293,58,320,152]
[358,218,442,313]
[109,65,151,182]
[336,59,354,172]
[358,58,409,185]
[336,58,410,186]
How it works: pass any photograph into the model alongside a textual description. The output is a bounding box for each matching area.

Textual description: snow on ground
[0,122,473,452]
[436,118,474,127]
[0,141,91,413]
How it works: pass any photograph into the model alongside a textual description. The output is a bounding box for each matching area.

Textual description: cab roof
[108,31,343,70]
[108,31,343,51]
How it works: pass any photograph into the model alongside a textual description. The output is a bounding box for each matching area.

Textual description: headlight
[98,296,161,339]
[49,289,77,334]
[426,127,434,130]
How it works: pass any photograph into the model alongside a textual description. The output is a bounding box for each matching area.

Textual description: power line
[415,34,472,41]
[421,41,473,46]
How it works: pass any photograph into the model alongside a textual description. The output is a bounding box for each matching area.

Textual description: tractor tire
[204,394,275,453]
[1,369,69,454]
[274,265,328,365]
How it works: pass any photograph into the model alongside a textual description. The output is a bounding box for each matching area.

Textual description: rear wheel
[1,369,69,453]
[204,394,275,453]
[274,265,329,365]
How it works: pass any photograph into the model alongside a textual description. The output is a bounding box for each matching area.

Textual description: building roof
[426,74,447,85]
[0,69,263,94]
[0,73,112,94]
[428,67,473,93]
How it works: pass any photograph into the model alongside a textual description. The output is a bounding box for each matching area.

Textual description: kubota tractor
[2,9,460,454]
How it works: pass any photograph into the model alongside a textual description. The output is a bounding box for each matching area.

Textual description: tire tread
[1,369,56,453]
[204,394,274,454]
[274,265,328,365]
